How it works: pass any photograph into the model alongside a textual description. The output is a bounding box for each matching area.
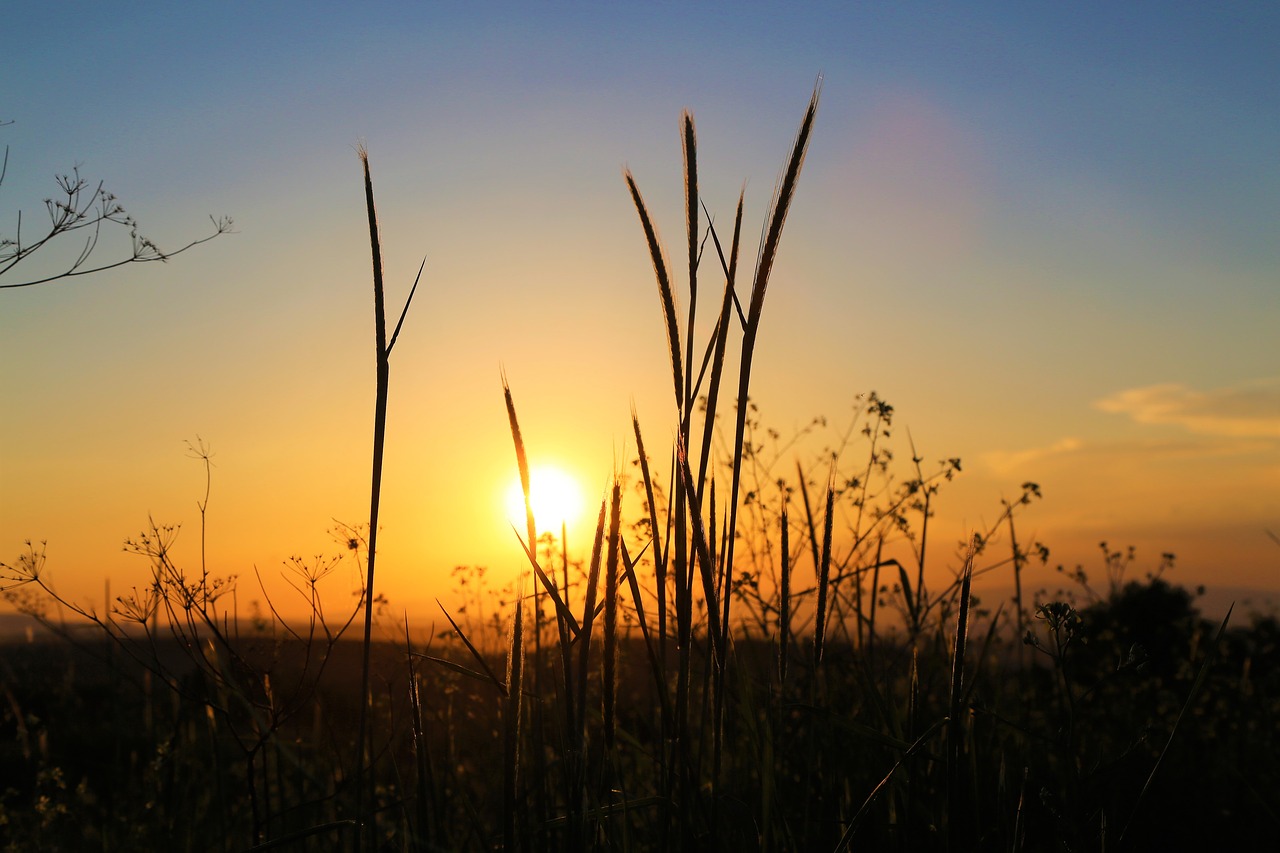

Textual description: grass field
[2,580,1277,850]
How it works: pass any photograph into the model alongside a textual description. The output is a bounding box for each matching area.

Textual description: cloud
[1094,378,1280,439]
[982,437,1083,475]
[979,431,1276,477]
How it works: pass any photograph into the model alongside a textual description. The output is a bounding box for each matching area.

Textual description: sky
[3,2,1278,625]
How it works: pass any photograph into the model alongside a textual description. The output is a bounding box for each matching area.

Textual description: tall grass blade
[747,79,820,329]
[795,460,822,574]
[813,482,834,667]
[404,623,434,849]
[355,145,397,848]
[620,539,669,720]
[898,563,919,632]
[631,409,666,665]
[436,599,506,695]
[695,191,744,495]
[676,436,723,656]
[834,720,947,852]
[682,111,699,419]
[779,502,791,685]
[963,602,1004,708]
[414,652,510,687]
[868,539,884,657]
[503,578,525,851]
[565,501,608,852]
[577,500,608,736]
[722,87,821,673]
[907,431,931,621]
[947,542,976,850]
[512,528,581,640]
[386,257,425,356]
[624,170,683,416]
[503,373,538,559]
[603,480,622,750]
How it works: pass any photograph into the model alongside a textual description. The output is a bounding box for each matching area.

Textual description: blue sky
[3,2,1278,617]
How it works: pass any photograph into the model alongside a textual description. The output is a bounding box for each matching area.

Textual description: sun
[504,464,586,539]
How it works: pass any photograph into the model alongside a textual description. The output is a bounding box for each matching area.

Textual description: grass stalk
[603,480,622,751]
[813,482,834,667]
[566,502,608,851]
[778,502,791,685]
[946,542,975,851]
[620,538,668,723]
[504,372,539,562]
[694,190,744,496]
[624,85,819,848]
[403,623,436,851]
[681,111,699,426]
[354,146,388,848]
[1007,505,1026,666]
[908,433,932,624]
[577,501,607,740]
[796,460,822,583]
[721,82,820,665]
[630,410,666,686]
[865,539,885,661]
[624,171,683,419]
[352,146,422,849]
[503,577,526,851]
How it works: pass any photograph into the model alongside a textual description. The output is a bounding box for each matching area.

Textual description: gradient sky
[3,2,1278,623]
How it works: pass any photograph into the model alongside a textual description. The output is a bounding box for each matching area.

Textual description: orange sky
[3,4,1278,626]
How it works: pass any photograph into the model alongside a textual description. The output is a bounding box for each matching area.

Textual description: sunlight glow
[504,464,586,539]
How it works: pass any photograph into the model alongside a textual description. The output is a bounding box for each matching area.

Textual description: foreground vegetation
[3,86,1277,850]
[2,566,1277,850]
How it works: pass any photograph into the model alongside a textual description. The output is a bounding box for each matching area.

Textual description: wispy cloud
[982,437,1083,475]
[980,432,1276,477]
[1094,378,1280,439]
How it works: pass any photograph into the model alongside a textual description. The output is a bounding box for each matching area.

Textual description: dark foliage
[1,577,1276,851]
